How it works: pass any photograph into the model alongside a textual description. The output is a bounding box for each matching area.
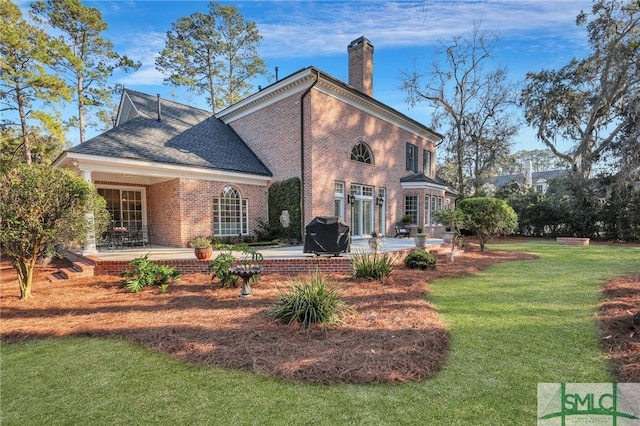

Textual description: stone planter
[414,234,427,248]
[556,237,590,246]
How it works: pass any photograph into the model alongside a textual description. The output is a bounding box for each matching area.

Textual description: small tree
[434,208,466,261]
[457,197,518,251]
[0,164,109,299]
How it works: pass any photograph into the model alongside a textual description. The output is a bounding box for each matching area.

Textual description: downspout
[300,69,320,240]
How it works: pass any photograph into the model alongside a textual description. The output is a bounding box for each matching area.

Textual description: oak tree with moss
[521,0,640,179]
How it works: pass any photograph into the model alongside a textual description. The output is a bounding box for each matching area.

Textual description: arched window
[213,186,248,236]
[351,142,374,164]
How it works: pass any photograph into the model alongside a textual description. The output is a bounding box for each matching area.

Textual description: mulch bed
[598,273,640,382]
[2,248,535,384]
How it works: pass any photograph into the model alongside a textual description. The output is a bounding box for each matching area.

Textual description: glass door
[97,187,144,231]
[350,184,374,238]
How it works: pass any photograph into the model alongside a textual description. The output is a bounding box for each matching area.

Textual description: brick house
[54,36,455,252]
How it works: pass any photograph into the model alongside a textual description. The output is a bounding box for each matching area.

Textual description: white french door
[350,184,374,238]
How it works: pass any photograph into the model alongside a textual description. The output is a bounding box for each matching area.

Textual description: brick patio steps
[49,254,96,281]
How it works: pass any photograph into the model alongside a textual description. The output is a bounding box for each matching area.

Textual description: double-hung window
[404,195,418,225]
[406,143,418,173]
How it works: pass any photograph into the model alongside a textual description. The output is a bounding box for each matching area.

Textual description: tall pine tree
[31,0,140,143]
[0,0,71,164]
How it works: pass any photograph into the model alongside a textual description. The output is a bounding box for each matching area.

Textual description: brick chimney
[348,36,374,97]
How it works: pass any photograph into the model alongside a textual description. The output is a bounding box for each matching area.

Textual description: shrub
[457,197,518,251]
[0,164,110,299]
[120,255,180,293]
[404,250,437,270]
[267,272,352,330]
[254,217,279,242]
[209,252,239,288]
[350,250,398,281]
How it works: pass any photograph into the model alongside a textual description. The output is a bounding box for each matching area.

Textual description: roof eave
[54,152,272,186]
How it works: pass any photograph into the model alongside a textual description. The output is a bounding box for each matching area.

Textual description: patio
[69,237,445,277]
[89,237,443,262]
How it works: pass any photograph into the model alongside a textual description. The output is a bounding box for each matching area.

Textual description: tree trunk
[456,136,465,194]
[77,71,85,143]
[14,258,35,299]
[478,236,486,252]
[16,87,32,165]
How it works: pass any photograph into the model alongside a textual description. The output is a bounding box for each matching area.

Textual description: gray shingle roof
[68,90,272,177]
[400,173,444,185]
[400,173,458,194]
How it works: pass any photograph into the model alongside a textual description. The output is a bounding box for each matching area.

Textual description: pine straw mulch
[1,248,536,384]
[598,273,640,382]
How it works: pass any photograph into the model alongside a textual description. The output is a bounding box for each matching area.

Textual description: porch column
[80,169,98,255]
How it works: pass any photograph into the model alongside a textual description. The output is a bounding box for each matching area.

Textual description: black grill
[303,216,351,256]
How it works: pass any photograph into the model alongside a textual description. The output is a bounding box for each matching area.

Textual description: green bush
[457,197,518,251]
[120,255,180,293]
[209,252,239,288]
[267,272,352,330]
[350,250,398,280]
[404,250,437,270]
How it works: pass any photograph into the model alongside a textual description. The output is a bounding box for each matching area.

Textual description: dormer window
[351,142,374,164]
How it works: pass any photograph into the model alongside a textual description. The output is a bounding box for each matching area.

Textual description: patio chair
[394,222,411,238]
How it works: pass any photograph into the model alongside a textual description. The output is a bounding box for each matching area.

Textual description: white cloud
[117,65,165,85]
[113,31,167,85]
[254,0,592,59]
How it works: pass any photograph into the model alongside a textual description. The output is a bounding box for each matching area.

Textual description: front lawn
[1,242,638,425]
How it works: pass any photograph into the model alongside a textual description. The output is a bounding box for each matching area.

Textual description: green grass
[2,242,638,425]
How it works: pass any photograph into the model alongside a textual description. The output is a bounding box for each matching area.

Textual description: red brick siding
[148,179,181,246]
[229,95,303,183]
[225,84,444,237]
[307,90,441,236]
[144,178,268,247]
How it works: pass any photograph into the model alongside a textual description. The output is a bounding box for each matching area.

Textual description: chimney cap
[348,36,373,49]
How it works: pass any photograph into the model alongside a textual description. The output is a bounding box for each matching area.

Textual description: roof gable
[67,89,271,177]
[217,67,443,144]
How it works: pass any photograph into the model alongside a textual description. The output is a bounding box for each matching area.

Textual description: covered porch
[54,152,271,254]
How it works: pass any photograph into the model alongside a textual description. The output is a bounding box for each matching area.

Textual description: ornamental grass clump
[268,272,352,330]
[404,250,437,270]
[350,250,398,281]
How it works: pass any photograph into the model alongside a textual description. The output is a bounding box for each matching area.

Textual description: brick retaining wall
[556,237,590,246]
[83,248,421,277]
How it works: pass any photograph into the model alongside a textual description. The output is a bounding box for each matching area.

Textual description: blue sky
[21,0,596,150]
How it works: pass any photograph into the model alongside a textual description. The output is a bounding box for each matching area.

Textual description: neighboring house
[484,168,569,195]
[54,36,454,252]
